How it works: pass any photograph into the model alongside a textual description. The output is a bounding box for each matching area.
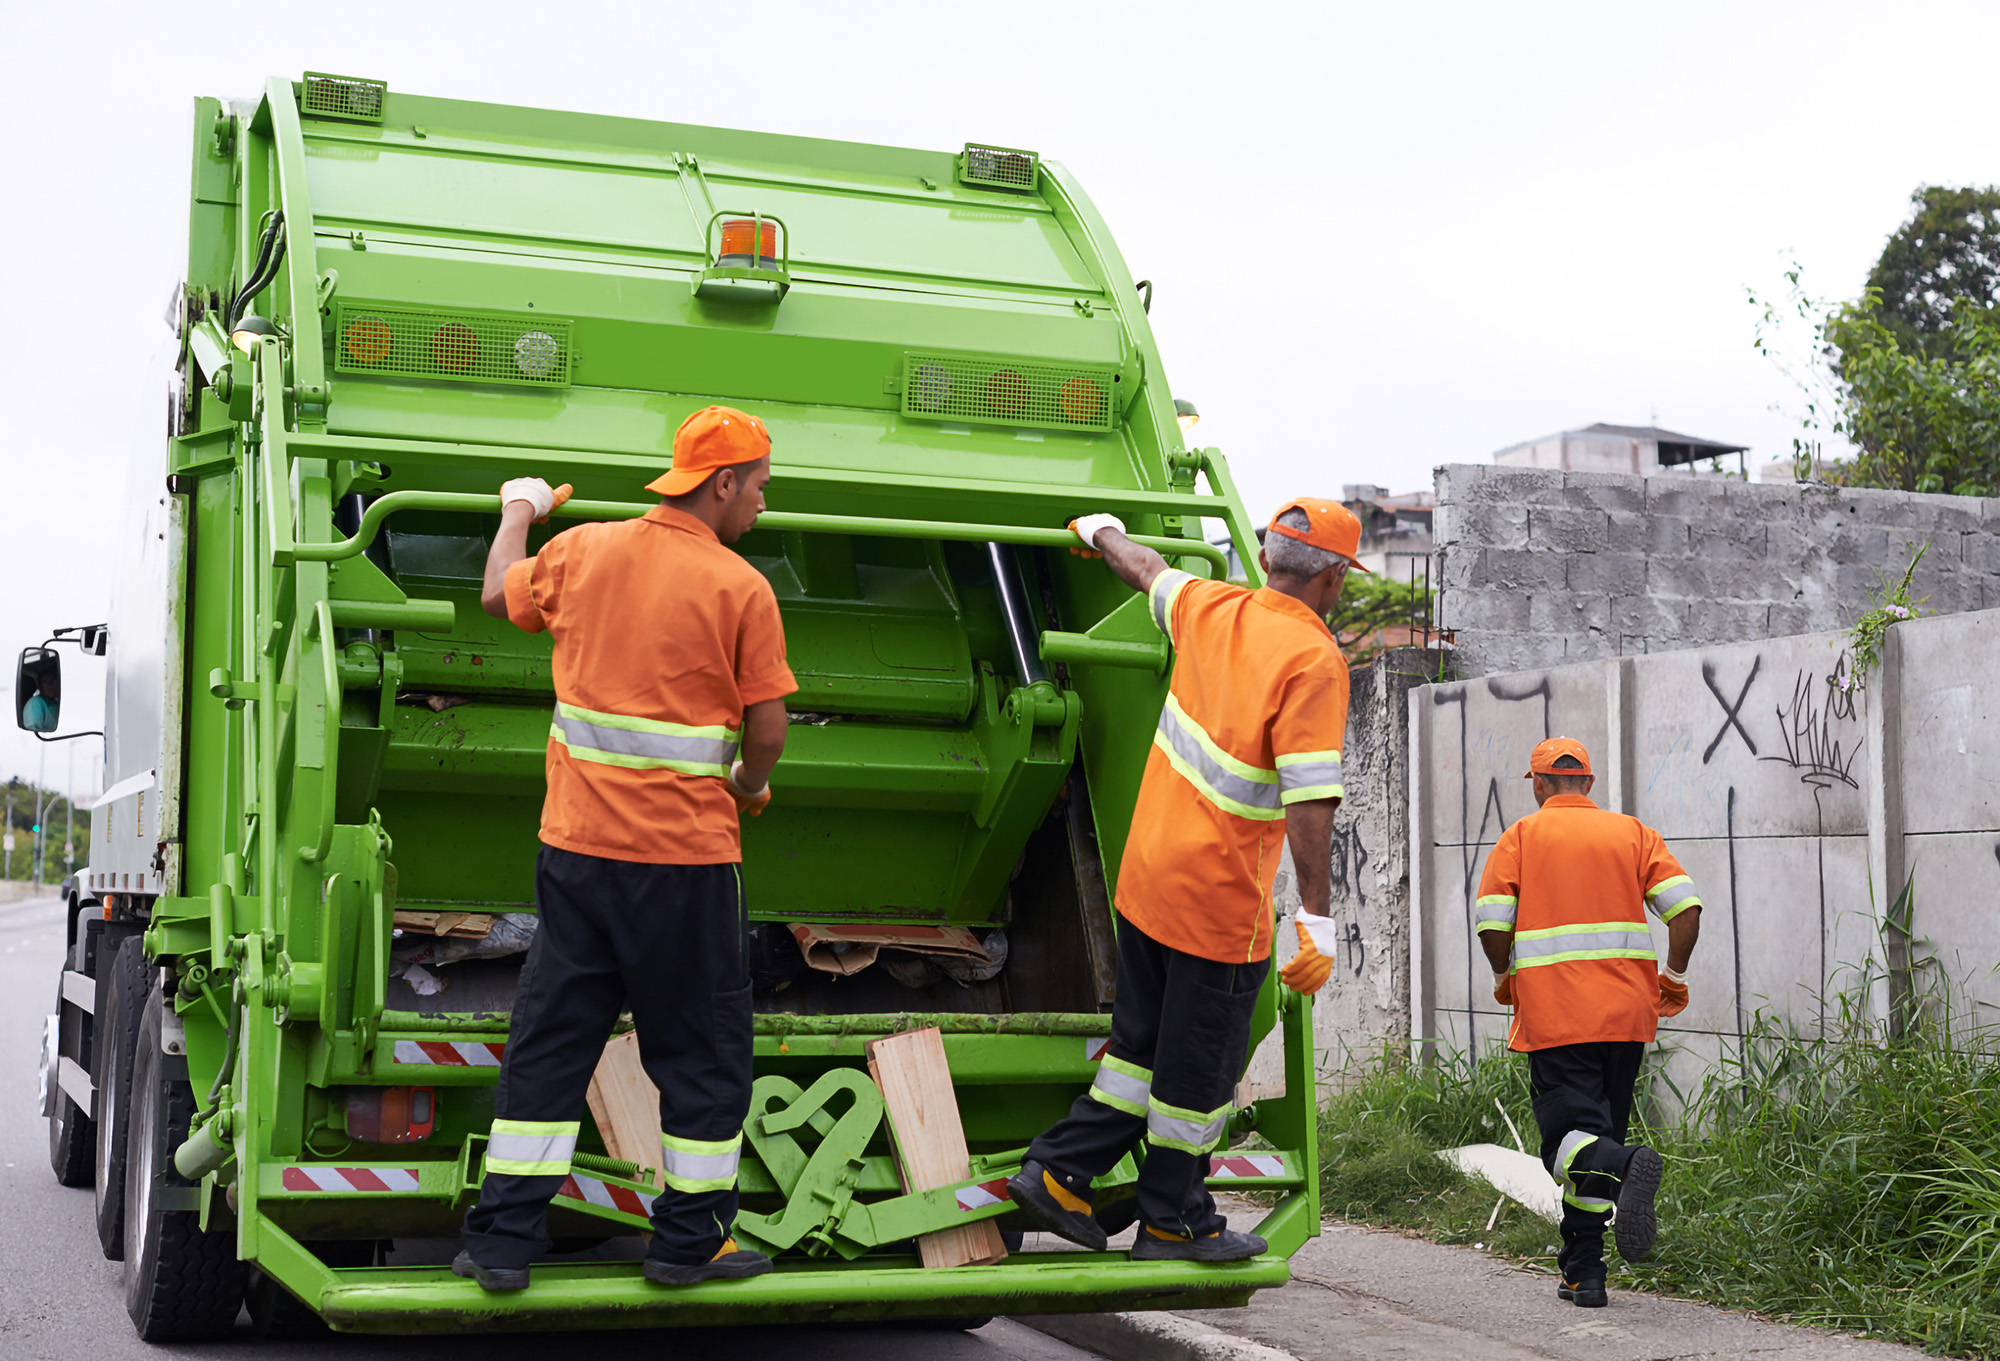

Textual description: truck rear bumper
[315,1253,1290,1332]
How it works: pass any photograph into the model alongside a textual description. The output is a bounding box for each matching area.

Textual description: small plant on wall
[1848,541,1930,682]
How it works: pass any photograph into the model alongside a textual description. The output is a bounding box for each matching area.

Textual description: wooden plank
[584,1030,666,1186]
[867,1027,1007,1268]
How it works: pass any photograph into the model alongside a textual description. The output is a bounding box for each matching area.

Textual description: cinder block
[1767,602,1829,638]
[1443,588,1531,631]
[1650,556,1790,603]
[1722,479,1804,522]
[1563,470,1648,515]
[1528,506,1609,553]
[1825,525,1893,567]
[1457,547,1568,593]
[1839,484,1985,533]
[1557,630,1616,664]
[1566,552,1647,596]
[1764,522,1820,567]
[1683,598,1772,643]
[1958,529,2000,575]
[1451,629,1566,677]
[1611,593,1688,638]
[1450,502,1529,549]
[1690,522,1770,560]
[1645,475,1731,519]
[1530,593,1610,633]
[1467,466,1567,506]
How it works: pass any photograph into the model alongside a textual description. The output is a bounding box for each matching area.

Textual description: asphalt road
[0,894,1099,1361]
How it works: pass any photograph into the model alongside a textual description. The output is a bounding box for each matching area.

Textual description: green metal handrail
[289,490,1230,573]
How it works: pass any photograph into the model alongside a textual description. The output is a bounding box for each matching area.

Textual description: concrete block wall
[1434,465,2000,679]
[1405,608,2000,1098]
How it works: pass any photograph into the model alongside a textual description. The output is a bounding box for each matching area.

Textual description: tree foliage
[1860,185,2000,357]
[1752,185,2000,497]
[1326,571,1431,661]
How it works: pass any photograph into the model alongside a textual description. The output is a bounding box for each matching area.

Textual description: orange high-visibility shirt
[1113,569,1350,964]
[1475,794,1702,1051]
[503,504,796,864]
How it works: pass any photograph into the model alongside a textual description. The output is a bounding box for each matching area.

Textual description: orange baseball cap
[1525,737,1592,778]
[645,405,771,496]
[1267,497,1371,573]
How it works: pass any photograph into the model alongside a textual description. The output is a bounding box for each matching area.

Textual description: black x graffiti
[1702,656,1761,763]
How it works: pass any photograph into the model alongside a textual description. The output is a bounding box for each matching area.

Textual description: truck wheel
[94,935,148,1260]
[122,988,245,1341]
[47,978,94,1186]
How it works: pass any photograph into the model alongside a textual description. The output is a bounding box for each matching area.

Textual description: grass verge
[1320,1022,2000,1357]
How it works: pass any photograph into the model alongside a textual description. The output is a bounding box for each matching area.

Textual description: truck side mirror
[16,648,60,733]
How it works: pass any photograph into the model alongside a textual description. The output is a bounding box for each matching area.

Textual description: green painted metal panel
[132,72,1313,1333]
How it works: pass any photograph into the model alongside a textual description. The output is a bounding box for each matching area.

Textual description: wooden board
[866,1027,1007,1268]
[392,909,493,939]
[584,1030,667,1187]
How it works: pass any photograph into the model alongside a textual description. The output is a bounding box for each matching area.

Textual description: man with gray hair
[1007,498,1365,1262]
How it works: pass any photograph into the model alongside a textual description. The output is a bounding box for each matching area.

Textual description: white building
[1494,422,1749,477]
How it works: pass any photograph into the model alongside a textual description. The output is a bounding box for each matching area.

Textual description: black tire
[123,989,245,1340]
[47,976,94,1186]
[94,935,148,1260]
[246,1242,373,1338]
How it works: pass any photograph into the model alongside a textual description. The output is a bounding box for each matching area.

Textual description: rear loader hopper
[34,74,1319,1337]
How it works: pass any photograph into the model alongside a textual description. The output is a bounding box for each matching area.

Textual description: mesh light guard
[958,144,1040,191]
[902,352,1115,433]
[301,73,388,124]
[333,303,575,388]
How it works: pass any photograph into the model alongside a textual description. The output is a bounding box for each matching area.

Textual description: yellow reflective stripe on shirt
[1646,874,1703,922]
[550,701,740,777]
[1149,569,1198,644]
[1152,702,1286,822]
[1275,748,1344,804]
[1513,919,1657,968]
[1475,893,1518,932]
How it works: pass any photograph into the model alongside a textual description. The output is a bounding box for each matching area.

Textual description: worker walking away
[1008,500,1360,1261]
[1477,737,1701,1308]
[456,406,796,1292]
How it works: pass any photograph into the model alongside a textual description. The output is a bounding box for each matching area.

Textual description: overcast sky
[4,0,1996,792]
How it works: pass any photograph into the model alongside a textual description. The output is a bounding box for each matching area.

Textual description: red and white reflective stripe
[556,1173,655,1218]
[1209,1154,1286,1179]
[281,1166,422,1193]
[1084,1037,1112,1061]
[955,1178,1011,1212]
[392,1040,505,1067]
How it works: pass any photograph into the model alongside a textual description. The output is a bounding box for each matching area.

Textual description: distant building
[1494,422,1749,477]
[1339,484,1435,582]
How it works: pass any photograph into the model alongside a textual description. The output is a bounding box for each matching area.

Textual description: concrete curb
[1015,1312,1300,1361]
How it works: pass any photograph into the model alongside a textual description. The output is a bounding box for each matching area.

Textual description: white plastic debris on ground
[1437,1143,1561,1222]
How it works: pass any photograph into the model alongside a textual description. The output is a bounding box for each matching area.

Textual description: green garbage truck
[33,73,1319,1338]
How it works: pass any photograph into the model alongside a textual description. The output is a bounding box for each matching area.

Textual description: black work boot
[1556,1230,1606,1308]
[643,1237,773,1286]
[451,1249,529,1292]
[1006,1159,1107,1251]
[1557,1274,1608,1308]
[1614,1145,1662,1263]
[1130,1225,1267,1262]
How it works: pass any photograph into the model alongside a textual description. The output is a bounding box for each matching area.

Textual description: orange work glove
[1493,971,1515,1006]
[726,761,771,817]
[1658,966,1689,1017]
[1279,919,1333,995]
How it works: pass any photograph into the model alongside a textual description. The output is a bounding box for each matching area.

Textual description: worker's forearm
[1097,529,1171,596]
[1665,906,1701,973]
[738,700,788,788]
[1479,928,1513,974]
[481,505,535,618]
[1285,799,1337,917]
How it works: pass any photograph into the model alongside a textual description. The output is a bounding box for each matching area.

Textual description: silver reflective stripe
[551,709,739,773]
[1647,874,1702,921]
[1146,1099,1229,1155]
[1513,924,1656,968]
[1474,894,1518,930]
[1150,569,1197,640]
[1555,1129,1598,1185]
[660,1133,742,1193]
[487,1122,578,1176]
[1564,1191,1615,1214]
[1155,704,1283,816]
[1276,757,1344,803]
[1088,1057,1152,1118]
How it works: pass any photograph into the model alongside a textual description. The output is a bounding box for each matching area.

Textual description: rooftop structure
[1495,422,1750,477]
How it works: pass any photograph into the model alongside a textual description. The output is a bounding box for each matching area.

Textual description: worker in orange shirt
[1477,737,1701,1309]
[455,406,796,1292]
[1007,500,1358,1262]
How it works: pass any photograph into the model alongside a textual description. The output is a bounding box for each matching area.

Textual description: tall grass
[1320,991,2000,1355]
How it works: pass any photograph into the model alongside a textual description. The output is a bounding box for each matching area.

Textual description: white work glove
[1067,513,1126,558]
[726,761,771,817]
[499,477,573,524]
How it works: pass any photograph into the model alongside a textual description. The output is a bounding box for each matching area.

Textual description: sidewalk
[1022,1200,1928,1361]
